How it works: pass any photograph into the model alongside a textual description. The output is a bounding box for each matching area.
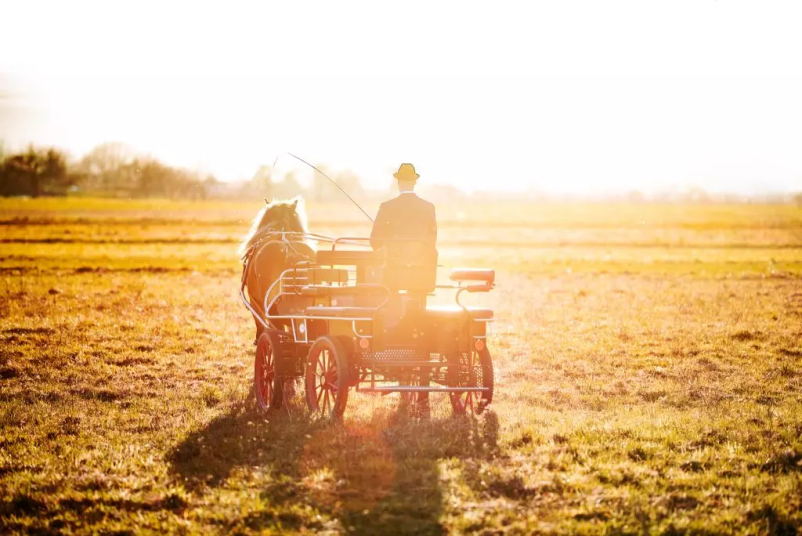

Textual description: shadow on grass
[168,399,500,534]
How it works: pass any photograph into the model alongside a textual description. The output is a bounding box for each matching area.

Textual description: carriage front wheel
[305,336,350,419]
[254,330,285,411]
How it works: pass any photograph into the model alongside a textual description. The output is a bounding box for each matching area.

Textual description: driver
[370,164,437,415]
[370,163,437,251]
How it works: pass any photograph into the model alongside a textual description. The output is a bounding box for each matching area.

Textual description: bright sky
[1,0,801,194]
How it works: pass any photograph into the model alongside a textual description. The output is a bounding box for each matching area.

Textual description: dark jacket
[370,193,437,251]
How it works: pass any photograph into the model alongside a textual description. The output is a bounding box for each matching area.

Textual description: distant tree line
[0,143,221,199]
[2,142,801,204]
[243,163,365,202]
[0,142,374,201]
[0,143,480,203]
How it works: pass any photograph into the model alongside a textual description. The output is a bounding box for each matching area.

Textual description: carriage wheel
[254,331,284,411]
[305,336,350,419]
[449,347,494,416]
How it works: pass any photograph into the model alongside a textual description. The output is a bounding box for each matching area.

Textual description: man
[370,163,437,415]
[370,163,437,251]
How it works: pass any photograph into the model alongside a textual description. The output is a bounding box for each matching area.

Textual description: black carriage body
[248,236,496,416]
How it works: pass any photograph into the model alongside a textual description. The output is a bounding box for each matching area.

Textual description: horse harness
[240,229,310,290]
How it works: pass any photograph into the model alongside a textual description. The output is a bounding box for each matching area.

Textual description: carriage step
[364,360,444,367]
[362,386,489,393]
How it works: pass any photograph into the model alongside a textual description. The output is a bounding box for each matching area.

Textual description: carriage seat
[425,305,494,321]
[304,306,377,318]
[449,268,495,285]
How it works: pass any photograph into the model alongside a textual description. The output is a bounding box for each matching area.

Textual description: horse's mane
[238,196,310,258]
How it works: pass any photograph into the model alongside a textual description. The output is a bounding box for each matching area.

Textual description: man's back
[370,193,437,251]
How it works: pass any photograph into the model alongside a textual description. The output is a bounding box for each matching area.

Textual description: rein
[241,228,285,290]
[240,229,319,290]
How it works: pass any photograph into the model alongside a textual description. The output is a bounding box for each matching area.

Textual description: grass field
[1,198,801,534]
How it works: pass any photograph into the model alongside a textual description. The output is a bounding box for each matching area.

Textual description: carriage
[240,232,496,418]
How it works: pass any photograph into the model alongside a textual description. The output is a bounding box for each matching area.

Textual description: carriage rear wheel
[254,330,285,411]
[449,347,494,416]
[305,336,350,419]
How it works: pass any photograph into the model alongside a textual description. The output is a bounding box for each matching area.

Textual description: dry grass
[1,198,801,534]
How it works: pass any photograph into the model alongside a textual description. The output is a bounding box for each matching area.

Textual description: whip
[271,152,375,223]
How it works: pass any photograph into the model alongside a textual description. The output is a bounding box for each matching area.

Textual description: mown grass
[1,198,801,534]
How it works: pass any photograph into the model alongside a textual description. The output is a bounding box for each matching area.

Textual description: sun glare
[1,1,801,194]
[2,3,802,533]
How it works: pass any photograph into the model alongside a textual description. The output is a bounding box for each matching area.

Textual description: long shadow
[168,400,499,534]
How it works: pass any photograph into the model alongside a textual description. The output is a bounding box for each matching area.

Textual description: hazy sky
[1,0,801,194]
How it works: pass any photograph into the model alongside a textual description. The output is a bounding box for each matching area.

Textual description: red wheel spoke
[265,344,274,400]
[255,335,283,411]
[305,338,348,418]
[315,350,325,405]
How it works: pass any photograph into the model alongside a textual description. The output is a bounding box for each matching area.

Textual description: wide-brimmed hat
[393,163,420,181]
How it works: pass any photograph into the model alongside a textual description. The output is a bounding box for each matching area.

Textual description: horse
[239,196,315,341]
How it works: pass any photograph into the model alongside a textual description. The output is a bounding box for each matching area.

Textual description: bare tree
[0,145,70,197]
[271,171,304,199]
[251,165,273,199]
[77,142,135,194]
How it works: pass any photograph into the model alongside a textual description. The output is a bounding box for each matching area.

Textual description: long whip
[271,152,374,223]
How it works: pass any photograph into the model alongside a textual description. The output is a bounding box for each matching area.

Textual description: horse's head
[258,196,308,234]
[239,196,309,257]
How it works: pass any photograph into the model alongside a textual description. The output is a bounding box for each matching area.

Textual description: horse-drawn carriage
[241,229,496,419]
